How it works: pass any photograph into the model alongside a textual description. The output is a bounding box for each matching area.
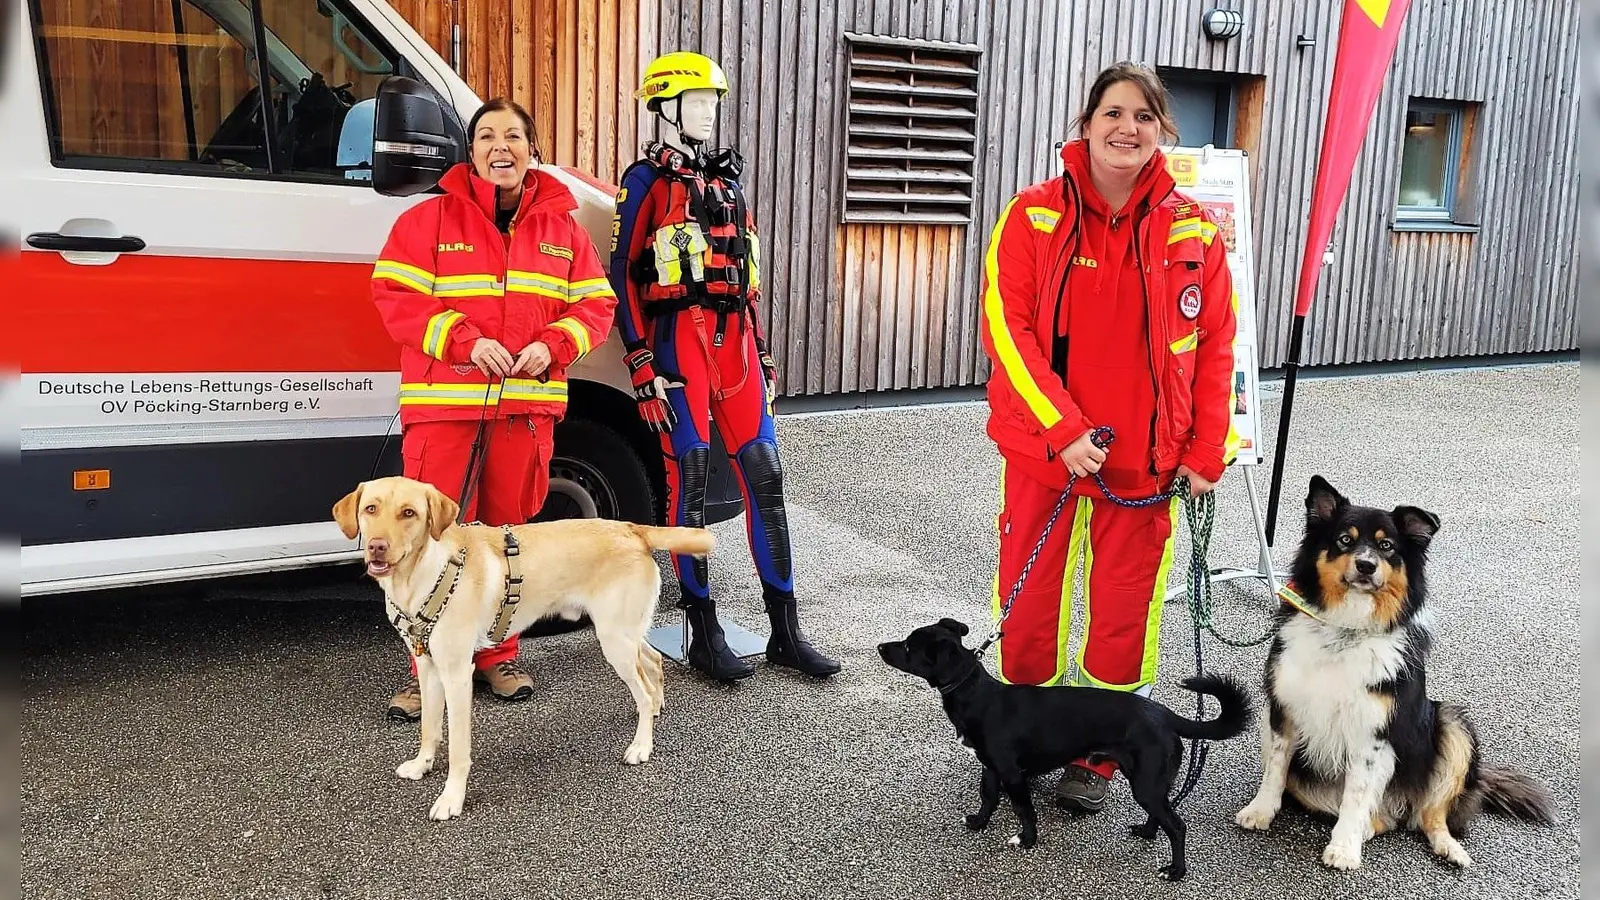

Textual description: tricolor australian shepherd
[1235,475,1554,870]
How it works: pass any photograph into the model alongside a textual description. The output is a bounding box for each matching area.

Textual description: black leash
[971,424,1224,808]
[454,375,500,525]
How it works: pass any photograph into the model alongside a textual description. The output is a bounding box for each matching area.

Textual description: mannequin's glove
[624,345,681,433]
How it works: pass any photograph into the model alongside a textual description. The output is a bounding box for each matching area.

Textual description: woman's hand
[470,338,515,378]
[1060,429,1108,478]
[514,341,552,378]
[1176,465,1217,496]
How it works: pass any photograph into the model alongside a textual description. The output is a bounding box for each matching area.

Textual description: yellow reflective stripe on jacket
[1168,217,1218,246]
[433,273,505,298]
[748,233,762,291]
[398,383,502,406]
[566,277,613,301]
[1169,332,1198,355]
[422,311,465,360]
[398,380,570,405]
[983,197,1062,430]
[550,317,592,358]
[1025,206,1061,234]
[501,378,569,402]
[505,270,567,300]
[373,259,435,293]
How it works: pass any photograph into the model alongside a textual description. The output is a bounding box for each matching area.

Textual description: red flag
[1292,0,1413,316]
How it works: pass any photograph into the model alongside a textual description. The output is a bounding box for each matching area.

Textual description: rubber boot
[682,596,755,682]
[764,588,841,677]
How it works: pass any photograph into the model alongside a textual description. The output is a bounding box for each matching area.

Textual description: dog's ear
[937,617,969,637]
[1392,505,1440,548]
[1306,475,1347,524]
[426,484,459,540]
[332,483,364,539]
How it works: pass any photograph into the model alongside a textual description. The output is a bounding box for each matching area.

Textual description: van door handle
[26,232,146,253]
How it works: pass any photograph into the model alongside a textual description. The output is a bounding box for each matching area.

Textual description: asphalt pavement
[21,361,1580,900]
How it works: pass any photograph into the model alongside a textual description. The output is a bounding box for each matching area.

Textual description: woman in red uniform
[978,63,1238,811]
[369,98,618,720]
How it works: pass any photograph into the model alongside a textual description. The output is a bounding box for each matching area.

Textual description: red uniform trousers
[400,413,554,672]
[652,307,790,600]
[992,460,1180,777]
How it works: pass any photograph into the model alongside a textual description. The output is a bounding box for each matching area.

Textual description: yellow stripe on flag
[1354,0,1392,27]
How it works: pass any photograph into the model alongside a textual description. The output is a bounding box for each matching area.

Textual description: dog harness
[387,526,527,657]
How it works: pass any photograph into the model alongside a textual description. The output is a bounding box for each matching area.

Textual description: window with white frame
[1395,98,1480,228]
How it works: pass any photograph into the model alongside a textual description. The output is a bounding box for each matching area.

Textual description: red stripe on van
[18,252,401,373]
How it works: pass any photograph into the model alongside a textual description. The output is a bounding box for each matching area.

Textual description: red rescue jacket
[979,140,1239,491]
[371,164,618,427]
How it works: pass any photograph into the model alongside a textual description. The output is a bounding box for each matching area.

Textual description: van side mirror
[371,76,459,197]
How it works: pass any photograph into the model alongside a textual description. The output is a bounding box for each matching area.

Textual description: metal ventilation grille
[842,33,981,225]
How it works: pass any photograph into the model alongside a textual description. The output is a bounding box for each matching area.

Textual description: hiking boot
[387,678,422,722]
[476,660,534,701]
[1054,764,1111,813]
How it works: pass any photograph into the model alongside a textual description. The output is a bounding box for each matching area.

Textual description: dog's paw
[624,740,652,765]
[1007,832,1036,850]
[428,788,465,821]
[964,814,989,831]
[1235,801,1278,831]
[1429,834,1473,868]
[1130,821,1159,841]
[395,757,434,780]
[1158,862,1187,882]
[1320,840,1363,871]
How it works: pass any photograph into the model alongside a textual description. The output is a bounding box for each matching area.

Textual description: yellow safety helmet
[637,51,730,110]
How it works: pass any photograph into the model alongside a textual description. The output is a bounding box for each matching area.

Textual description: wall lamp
[1201,7,1244,40]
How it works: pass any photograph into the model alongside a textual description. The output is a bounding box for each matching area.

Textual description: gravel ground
[21,361,1579,900]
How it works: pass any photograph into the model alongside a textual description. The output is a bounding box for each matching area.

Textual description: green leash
[1172,481,1275,649]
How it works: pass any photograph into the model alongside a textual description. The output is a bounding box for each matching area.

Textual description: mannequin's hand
[1060,430,1108,478]
[514,341,552,378]
[470,338,515,378]
[1176,465,1217,496]
[624,346,680,433]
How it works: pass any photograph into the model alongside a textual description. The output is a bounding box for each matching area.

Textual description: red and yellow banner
[1292,0,1413,316]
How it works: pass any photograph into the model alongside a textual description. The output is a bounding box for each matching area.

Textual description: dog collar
[1276,581,1328,624]
[937,660,982,696]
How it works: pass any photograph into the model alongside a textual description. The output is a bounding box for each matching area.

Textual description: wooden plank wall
[412,0,1577,390]
[392,0,647,188]
[648,0,987,396]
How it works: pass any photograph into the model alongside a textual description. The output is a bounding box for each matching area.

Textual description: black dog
[879,618,1253,881]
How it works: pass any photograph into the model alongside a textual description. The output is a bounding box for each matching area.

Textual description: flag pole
[1264,312,1307,547]
[1261,0,1413,546]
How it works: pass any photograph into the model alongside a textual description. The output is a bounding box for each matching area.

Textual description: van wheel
[536,418,657,525]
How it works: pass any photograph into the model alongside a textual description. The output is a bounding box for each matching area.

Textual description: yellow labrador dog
[332,475,714,821]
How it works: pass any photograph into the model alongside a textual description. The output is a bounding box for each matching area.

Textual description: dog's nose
[1355,558,1377,576]
[368,538,389,559]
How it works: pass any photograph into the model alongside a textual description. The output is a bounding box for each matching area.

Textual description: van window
[31,0,398,183]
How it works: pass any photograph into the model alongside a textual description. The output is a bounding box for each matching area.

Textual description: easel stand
[1163,464,1288,607]
[646,612,768,665]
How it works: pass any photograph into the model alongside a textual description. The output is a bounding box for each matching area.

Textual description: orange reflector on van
[73,469,111,490]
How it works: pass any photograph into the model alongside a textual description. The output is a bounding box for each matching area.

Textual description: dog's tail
[1477,763,1557,825]
[632,524,716,558]
[1166,673,1254,742]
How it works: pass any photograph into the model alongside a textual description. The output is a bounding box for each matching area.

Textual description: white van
[12,0,741,597]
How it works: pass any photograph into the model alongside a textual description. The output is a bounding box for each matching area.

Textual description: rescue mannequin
[608,51,839,682]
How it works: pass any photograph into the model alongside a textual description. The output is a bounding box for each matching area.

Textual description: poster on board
[1165,146,1264,466]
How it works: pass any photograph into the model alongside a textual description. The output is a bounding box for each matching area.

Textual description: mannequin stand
[646,613,768,665]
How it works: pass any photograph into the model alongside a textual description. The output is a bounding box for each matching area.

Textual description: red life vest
[623,143,762,343]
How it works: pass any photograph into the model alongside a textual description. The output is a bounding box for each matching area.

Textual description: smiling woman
[367,95,620,721]
[976,60,1240,814]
